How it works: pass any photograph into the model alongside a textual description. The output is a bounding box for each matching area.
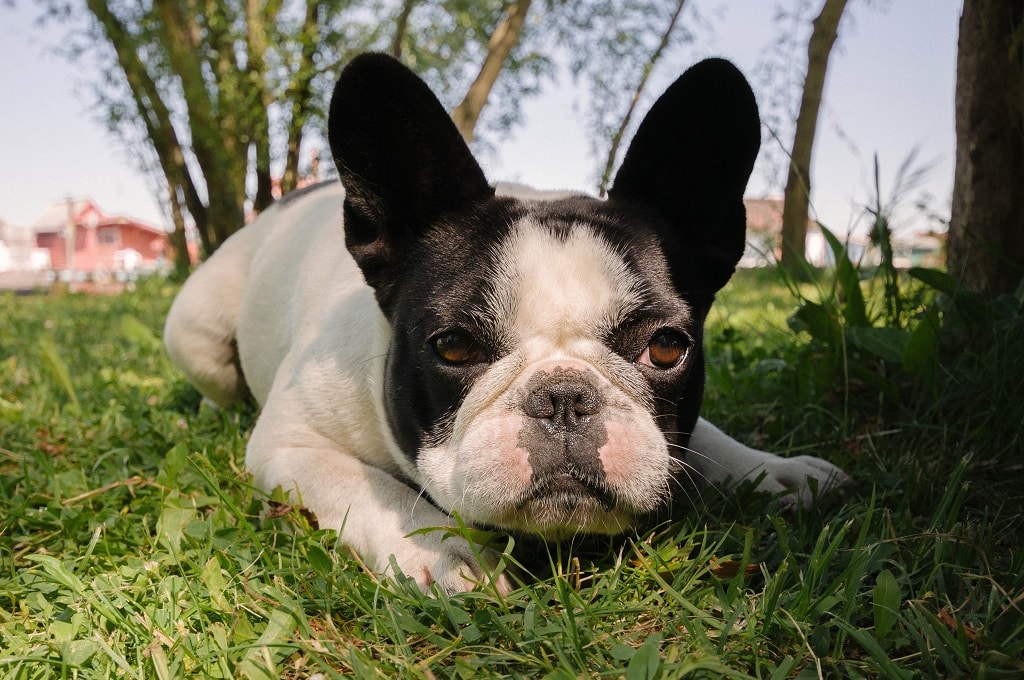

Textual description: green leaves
[783,223,957,412]
[872,569,901,639]
[845,326,909,364]
[820,225,868,329]
[120,313,163,351]
[625,635,662,680]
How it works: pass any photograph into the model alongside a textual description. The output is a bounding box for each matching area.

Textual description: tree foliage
[554,0,701,189]
[56,0,385,268]
[42,0,560,269]
[42,0,897,276]
[592,0,689,196]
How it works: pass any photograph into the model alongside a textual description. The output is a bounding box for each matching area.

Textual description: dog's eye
[638,330,689,369]
[433,330,484,366]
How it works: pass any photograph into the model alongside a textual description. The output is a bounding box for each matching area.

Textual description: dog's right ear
[608,58,760,300]
[328,53,494,306]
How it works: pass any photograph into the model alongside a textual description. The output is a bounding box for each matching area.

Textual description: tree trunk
[85,0,209,259]
[154,0,245,249]
[451,0,533,142]
[780,0,849,275]
[948,0,1024,297]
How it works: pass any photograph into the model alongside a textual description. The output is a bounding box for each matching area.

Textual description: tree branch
[282,0,323,194]
[451,0,533,142]
[391,0,419,59]
[598,0,688,197]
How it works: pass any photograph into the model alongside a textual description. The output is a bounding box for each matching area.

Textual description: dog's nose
[524,368,601,432]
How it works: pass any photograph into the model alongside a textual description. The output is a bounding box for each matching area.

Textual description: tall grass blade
[38,334,80,409]
[121,314,163,351]
[818,224,868,328]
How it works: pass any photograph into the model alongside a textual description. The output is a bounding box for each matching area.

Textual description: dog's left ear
[328,53,494,306]
[608,58,760,297]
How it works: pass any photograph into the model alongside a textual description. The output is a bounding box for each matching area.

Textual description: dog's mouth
[524,468,618,514]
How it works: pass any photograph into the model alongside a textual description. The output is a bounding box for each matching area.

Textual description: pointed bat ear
[328,53,494,305]
[609,58,761,295]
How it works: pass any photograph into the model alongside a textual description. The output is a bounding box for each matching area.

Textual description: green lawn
[1,270,1021,678]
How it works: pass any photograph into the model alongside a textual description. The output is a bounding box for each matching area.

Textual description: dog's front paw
[756,455,852,510]
[387,532,513,596]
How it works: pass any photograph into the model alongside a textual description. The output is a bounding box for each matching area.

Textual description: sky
[0,1,960,237]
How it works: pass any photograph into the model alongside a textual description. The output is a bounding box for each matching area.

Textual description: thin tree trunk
[85,0,210,255]
[166,181,192,276]
[154,0,245,249]
[391,0,418,59]
[451,0,533,142]
[780,0,849,275]
[948,0,1024,297]
[282,0,322,195]
[247,0,276,213]
[598,0,687,197]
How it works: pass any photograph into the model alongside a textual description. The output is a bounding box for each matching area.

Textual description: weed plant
[1,269,1022,678]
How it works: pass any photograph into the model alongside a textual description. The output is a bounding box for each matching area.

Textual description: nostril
[523,369,601,430]
[524,389,556,419]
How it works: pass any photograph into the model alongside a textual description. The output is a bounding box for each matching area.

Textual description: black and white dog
[164,54,848,594]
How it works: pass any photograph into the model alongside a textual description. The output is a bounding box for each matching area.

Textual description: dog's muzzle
[517,368,615,510]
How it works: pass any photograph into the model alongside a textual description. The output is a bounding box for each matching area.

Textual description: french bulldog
[163,53,848,594]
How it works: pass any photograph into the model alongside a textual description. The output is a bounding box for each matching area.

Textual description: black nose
[524,368,601,432]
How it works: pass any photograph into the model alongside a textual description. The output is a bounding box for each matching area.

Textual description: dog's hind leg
[163,229,258,408]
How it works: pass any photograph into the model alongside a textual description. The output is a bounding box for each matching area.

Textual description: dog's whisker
[665,441,730,474]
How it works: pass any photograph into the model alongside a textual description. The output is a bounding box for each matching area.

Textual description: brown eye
[639,331,689,369]
[433,330,483,365]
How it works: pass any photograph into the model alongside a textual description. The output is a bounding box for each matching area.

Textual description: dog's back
[163,181,350,408]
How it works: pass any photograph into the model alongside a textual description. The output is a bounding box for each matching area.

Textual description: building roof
[30,199,94,231]
[30,198,165,235]
[744,197,820,234]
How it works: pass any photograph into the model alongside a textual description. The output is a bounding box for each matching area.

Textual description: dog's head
[328,54,759,538]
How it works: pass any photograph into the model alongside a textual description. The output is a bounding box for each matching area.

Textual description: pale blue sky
[1,1,959,236]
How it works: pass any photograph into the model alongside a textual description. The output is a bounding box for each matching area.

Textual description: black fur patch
[325,54,760,475]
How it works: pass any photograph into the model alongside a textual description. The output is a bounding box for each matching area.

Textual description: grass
[1,269,1022,678]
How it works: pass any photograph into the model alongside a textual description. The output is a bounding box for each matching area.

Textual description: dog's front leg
[246,425,511,595]
[688,417,851,508]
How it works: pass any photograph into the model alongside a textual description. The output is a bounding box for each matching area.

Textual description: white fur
[164,181,849,595]
[687,419,851,508]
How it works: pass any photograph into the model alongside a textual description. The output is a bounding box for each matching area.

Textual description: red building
[32,199,169,279]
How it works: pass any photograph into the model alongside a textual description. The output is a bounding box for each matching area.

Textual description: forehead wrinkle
[485,219,646,346]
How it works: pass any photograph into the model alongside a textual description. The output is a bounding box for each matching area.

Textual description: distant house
[0,218,53,291]
[741,197,826,267]
[740,197,943,269]
[0,219,50,273]
[31,199,169,281]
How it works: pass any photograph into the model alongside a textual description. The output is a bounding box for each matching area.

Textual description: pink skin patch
[598,420,637,486]
[508,445,533,485]
[477,414,533,485]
